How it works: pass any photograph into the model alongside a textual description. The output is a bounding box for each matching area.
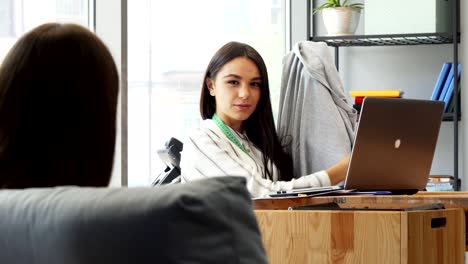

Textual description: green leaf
[312,2,335,14]
[312,0,364,14]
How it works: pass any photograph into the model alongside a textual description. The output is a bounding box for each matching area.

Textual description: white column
[95,0,128,187]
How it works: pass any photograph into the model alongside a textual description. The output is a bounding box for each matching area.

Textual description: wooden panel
[406,209,465,264]
[255,208,465,264]
[400,213,408,264]
[255,210,401,264]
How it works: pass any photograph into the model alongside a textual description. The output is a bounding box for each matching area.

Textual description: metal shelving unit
[443,112,461,121]
[307,0,461,190]
[311,33,457,47]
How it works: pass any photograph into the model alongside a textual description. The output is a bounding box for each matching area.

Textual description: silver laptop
[344,97,444,194]
[269,97,444,197]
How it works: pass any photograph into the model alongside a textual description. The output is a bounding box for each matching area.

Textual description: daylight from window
[0,0,90,62]
[128,0,286,186]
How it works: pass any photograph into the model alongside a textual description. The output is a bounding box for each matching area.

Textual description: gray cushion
[0,176,267,264]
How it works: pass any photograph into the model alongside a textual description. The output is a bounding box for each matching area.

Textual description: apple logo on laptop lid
[394,139,401,149]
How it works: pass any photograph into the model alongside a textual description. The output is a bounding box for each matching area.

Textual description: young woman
[0,23,119,188]
[181,41,349,198]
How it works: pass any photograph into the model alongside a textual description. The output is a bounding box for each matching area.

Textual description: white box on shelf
[364,0,453,35]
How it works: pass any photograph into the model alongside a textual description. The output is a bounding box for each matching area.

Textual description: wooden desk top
[253,192,468,210]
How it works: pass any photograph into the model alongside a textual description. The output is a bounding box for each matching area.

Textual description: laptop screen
[344,97,444,194]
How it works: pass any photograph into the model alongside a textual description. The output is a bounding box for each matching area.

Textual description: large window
[128,1,286,186]
[0,0,91,63]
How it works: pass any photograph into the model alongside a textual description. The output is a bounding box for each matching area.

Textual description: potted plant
[313,0,364,36]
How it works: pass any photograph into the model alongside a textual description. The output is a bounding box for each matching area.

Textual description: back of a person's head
[0,23,119,188]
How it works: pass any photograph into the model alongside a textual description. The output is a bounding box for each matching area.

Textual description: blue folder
[437,63,456,102]
[442,64,462,112]
[430,63,452,100]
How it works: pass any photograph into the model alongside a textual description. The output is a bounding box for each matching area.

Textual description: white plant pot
[322,7,361,36]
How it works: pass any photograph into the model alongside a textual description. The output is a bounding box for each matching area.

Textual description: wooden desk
[255,208,465,264]
[254,192,468,244]
[253,192,468,263]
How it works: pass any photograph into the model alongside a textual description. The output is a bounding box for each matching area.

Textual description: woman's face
[206,57,261,131]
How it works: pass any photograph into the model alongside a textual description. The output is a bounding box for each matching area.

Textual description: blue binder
[430,63,452,100]
[442,64,462,112]
[437,63,457,102]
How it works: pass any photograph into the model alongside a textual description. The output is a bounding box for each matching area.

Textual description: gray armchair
[0,176,267,264]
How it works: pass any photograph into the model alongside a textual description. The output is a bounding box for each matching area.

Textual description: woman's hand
[325,154,350,185]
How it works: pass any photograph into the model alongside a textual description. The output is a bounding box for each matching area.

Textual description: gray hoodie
[277,41,357,178]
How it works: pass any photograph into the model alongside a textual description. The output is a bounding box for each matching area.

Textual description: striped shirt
[181,119,331,198]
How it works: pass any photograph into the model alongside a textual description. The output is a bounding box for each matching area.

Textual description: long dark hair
[200,41,294,181]
[0,23,119,188]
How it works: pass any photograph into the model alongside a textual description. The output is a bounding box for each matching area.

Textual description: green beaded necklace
[212,113,253,159]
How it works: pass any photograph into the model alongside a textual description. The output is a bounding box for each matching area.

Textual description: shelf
[310,33,460,47]
[307,0,461,190]
[443,112,461,122]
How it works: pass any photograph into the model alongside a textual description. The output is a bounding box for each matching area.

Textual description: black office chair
[152,137,183,186]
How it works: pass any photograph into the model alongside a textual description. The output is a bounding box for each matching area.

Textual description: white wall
[338,41,460,181]
[290,0,308,48]
[292,0,466,190]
